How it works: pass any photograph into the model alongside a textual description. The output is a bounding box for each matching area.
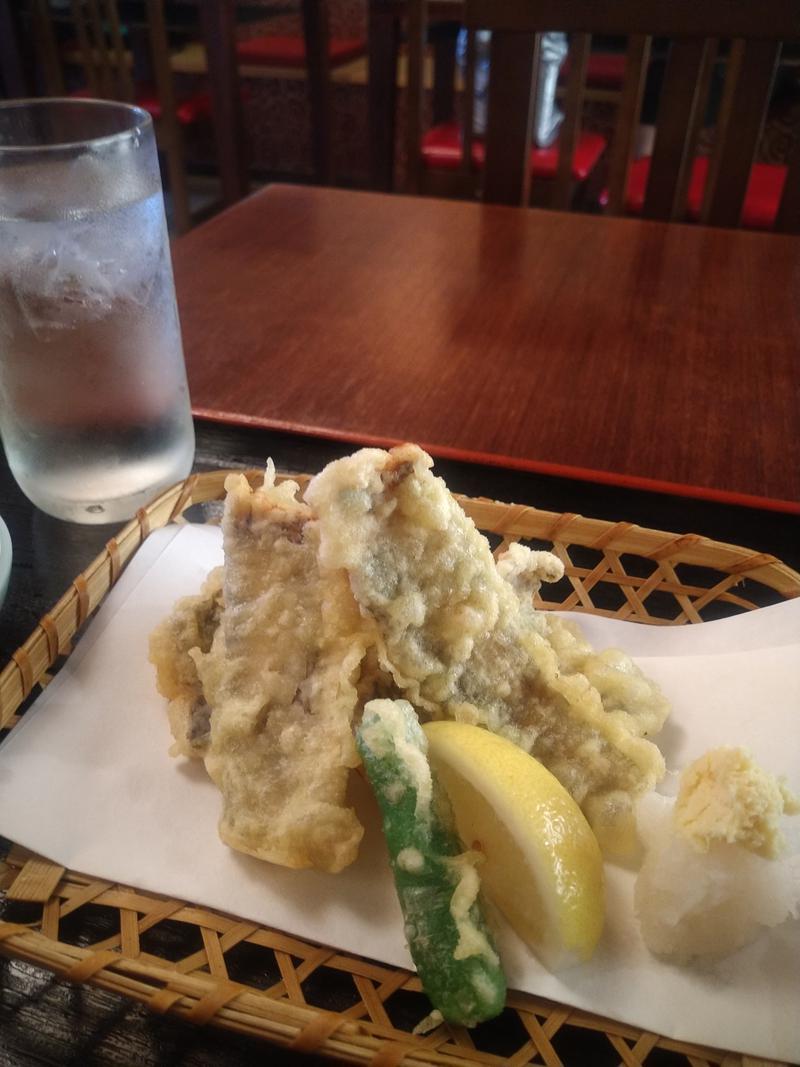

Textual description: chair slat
[85,0,114,97]
[70,0,101,96]
[553,32,589,210]
[405,0,426,193]
[643,39,713,221]
[672,38,718,221]
[705,39,781,229]
[604,34,650,216]
[146,0,190,235]
[775,133,800,234]
[147,0,178,120]
[301,0,334,185]
[103,0,134,101]
[699,39,744,224]
[459,27,476,180]
[483,29,537,206]
[32,0,66,95]
[431,21,458,124]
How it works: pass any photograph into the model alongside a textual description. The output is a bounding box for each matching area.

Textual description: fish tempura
[193,465,371,873]
[306,444,668,852]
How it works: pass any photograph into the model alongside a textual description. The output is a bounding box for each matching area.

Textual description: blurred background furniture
[3,1,799,227]
[169,0,366,186]
[28,0,204,233]
[368,0,800,229]
[0,0,27,98]
[233,0,366,183]
[10,0,251,229]
[458,0,800,228]
[405,0,607,208]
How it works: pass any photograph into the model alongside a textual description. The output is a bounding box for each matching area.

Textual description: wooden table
[173,184,800,512]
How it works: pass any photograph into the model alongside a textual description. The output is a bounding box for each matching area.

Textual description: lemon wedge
[423,721,605,968]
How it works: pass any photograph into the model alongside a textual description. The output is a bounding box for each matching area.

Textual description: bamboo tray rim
[1,467,799,1067]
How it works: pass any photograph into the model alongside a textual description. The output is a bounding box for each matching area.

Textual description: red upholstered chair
[601,156,789,230]
[420,121,606,188]
[235,34,365,69]
[588,29,798,232]
[561,51,627,90]
[235,3,366,185]
[455,2,800,231]
[406,0,608,207]
[72,84,214,126]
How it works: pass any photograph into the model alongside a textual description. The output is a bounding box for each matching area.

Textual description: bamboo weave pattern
[1,469,798,1066]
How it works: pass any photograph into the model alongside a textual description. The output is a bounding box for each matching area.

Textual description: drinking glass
[0,99,195,523]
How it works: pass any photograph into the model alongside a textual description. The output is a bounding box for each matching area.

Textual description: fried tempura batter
[149,567,224,758]
[306,444,668,852]
[193,464,371,873]
[498,543,669,741]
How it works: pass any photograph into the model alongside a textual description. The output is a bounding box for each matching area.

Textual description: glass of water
[0,99,195,523]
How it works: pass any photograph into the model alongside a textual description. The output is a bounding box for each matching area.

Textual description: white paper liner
[0,525,798,1060]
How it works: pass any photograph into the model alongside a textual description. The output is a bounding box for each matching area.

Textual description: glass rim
[0,97,153,154]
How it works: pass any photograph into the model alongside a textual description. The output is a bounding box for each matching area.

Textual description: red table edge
[193,408,800,516]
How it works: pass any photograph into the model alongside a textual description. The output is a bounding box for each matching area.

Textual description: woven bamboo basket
[1,468,799,1067]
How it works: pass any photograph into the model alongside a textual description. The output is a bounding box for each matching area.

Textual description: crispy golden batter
[193,465,371,873]
[148,566,224,758]
[498,544,669,741]
[306,444,668,852]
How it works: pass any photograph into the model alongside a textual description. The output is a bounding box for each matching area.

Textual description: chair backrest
[30,0,179,127]
[408,0,800,231]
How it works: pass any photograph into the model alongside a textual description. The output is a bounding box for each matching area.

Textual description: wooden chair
[235,0,366,185]
[457,0,800,231]
[30,0,202,233]
[405,0,608,208]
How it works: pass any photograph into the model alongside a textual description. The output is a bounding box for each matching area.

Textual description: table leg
[368,1,400,191]
[198,0,249,205]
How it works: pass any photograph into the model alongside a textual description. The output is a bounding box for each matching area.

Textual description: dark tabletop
[1,418,798,1066]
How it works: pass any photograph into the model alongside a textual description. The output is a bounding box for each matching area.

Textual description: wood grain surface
[172,185,800,511]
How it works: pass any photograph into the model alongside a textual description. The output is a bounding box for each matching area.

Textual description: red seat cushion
[235,34,366,68]
[561,52,627,88]
[135,89,213,125]
[71,86,213,126]
[603,156,787,229]
[421,122,606,182]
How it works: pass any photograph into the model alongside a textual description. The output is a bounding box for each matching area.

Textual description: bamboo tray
[1,469,799,1067]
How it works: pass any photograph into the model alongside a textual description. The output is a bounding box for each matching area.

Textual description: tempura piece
[497,542,669,740]
[148,566,224,758]
[305,444,667,853]
[496,541,565,596]
[635,748,800,961]
[193,463,372,873]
